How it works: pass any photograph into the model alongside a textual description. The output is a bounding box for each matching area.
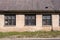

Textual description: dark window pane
[12,19,16,25]
[8,19,12,25]
[43,19,47,25]
[5,19,8,25]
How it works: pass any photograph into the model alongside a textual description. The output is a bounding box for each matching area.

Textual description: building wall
[52,14,60,31]
[0,14,60,32]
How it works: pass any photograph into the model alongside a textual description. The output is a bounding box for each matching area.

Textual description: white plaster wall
[52,14,59,31]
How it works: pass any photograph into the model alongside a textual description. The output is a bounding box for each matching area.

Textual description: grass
[0,31,60,38]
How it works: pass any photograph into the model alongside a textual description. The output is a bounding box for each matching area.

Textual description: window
[42,14,52,25]
[25,14,36,26]
[5,14,16,26]
[59,15,60,26]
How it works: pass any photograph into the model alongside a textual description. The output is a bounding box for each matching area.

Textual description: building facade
[0,0,60,32]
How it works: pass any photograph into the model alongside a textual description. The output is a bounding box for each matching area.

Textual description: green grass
[0,31,60,38]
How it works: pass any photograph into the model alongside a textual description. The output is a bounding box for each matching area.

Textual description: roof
[0,0,60,11]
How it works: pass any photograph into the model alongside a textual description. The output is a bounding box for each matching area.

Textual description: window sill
[24,25,36,26]
[42,25,52,27]
[4,25,16,27]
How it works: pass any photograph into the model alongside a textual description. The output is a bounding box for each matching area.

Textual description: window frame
[59,14,60,26]
[42,14,52,26]
[4,14,16,26]
[25,14,36,26]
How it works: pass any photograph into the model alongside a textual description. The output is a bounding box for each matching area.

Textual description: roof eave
[0,10,60,14]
